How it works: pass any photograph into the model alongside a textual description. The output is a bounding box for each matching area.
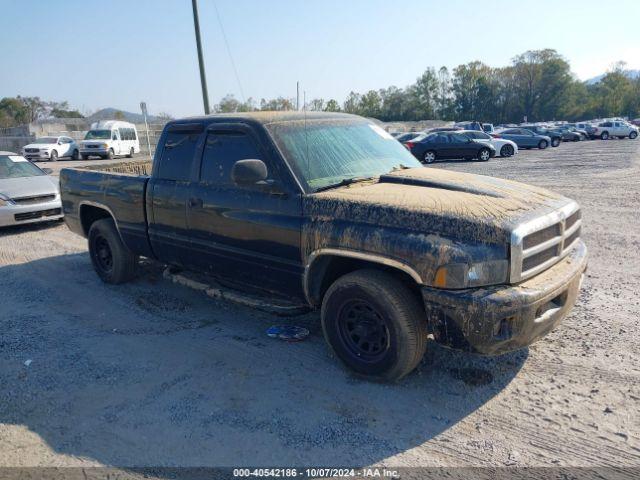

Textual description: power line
[212,0,246,103]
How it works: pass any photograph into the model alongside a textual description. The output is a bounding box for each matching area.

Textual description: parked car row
[21,120,141,162]
[392,116,638,164]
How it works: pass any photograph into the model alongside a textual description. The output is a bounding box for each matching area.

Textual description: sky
[1,0,639,118]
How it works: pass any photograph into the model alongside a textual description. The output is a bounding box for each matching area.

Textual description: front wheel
[630,131,638,139]
[106,148,114,159]
[321,269,428,382]
[72,149,80,160]
[551,138,560,147]
[600,131,609,140]
[538,140,549,149]
[500,144,514,157]
[50,150,58,161]
[478,148,491,161]
[88,218,137,284]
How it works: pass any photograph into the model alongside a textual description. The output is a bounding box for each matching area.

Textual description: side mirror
[232,159,268,185]
[42,168,53,175]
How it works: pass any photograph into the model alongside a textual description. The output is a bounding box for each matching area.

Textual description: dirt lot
[0,139,639,470]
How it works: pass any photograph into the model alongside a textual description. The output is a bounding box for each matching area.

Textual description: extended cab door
[147,122,203,266]
[185,123,304,297]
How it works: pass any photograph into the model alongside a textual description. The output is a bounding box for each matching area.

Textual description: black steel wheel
[337,300,390,362]
[88,218,136,284]
[321,269,428,381]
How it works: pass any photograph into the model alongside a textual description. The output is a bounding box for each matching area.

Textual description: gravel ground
[0,139,638,470]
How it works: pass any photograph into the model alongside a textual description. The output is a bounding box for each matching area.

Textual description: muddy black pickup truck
[61,112,587,381]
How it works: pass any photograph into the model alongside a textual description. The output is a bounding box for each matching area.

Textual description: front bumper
[422,240,587,355]
[80,148,108,155]
[0,199,63,227]
[23,151,50,161]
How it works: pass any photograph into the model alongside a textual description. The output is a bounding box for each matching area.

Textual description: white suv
[593,121,639,140]
[22,136,79,161]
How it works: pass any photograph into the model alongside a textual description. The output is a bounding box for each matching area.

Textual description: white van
[80,120,140,159]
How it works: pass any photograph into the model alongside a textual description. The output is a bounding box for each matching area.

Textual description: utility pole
[296,81,300,111]
[191,0,210,114]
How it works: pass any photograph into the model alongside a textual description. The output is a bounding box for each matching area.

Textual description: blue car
[495,128,552,149]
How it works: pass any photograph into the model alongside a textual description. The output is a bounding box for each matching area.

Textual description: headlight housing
[0,193,15,207]
[433,260,509,289]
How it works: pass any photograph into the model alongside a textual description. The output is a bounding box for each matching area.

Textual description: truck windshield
[85,130,111,140]
[267,119,422,192]
[0,155,46,179]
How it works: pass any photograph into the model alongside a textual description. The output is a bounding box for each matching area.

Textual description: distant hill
[86,108,161,123]
[586,69,640,85]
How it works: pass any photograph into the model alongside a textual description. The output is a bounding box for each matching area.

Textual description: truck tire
[321,269,428,382]
[629,131,637,139]
[600,131,609,140]
[88,218,136,284]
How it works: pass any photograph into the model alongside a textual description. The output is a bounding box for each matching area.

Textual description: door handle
[188,197,203,208]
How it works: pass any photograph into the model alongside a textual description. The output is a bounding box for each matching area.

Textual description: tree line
[215,49,640,123]
[0,96,84,128]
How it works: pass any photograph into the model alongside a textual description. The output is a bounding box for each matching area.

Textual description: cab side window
[157,131,200,181]
[200,131,267,187]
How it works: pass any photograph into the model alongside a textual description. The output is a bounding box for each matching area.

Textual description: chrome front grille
[510,202,582,282]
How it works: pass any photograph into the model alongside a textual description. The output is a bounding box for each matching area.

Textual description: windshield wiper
[314,176,376,193]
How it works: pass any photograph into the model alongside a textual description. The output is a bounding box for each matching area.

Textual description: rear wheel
[88,218,137,284]
[551,138,560,147]
[321,269,428,382]
[72,149,80,160]
[423,151,436,164]
[50,150,58,161]
[500,144,514,157]
[538,140,549,149]
[630,131,638,139]
[126,147,134,158]
[106,148,114,159]
[478,147,491,161]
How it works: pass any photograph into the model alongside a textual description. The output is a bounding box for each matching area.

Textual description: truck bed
[60,160,154,257]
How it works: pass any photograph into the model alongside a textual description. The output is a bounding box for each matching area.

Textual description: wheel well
[80,205,113,236]
[306,255,423,308]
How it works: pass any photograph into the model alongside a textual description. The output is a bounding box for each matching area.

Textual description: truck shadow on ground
[0,252,527,468]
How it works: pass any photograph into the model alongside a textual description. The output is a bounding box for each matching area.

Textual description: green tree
[323,99,341,112]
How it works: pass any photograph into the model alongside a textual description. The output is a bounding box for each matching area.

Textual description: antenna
[304,90,309,178]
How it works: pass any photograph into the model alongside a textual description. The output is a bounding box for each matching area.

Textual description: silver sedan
[0,151,63,227]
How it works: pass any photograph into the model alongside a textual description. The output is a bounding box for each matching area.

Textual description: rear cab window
[157,124,203,181]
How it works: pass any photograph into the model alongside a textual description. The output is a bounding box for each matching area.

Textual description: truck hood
[0,175,59,200]
[305,167,572,245]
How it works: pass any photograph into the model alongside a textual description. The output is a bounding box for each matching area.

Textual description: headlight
[433,260,509,289]
[101,143,109,148]
[0,193,15,207]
